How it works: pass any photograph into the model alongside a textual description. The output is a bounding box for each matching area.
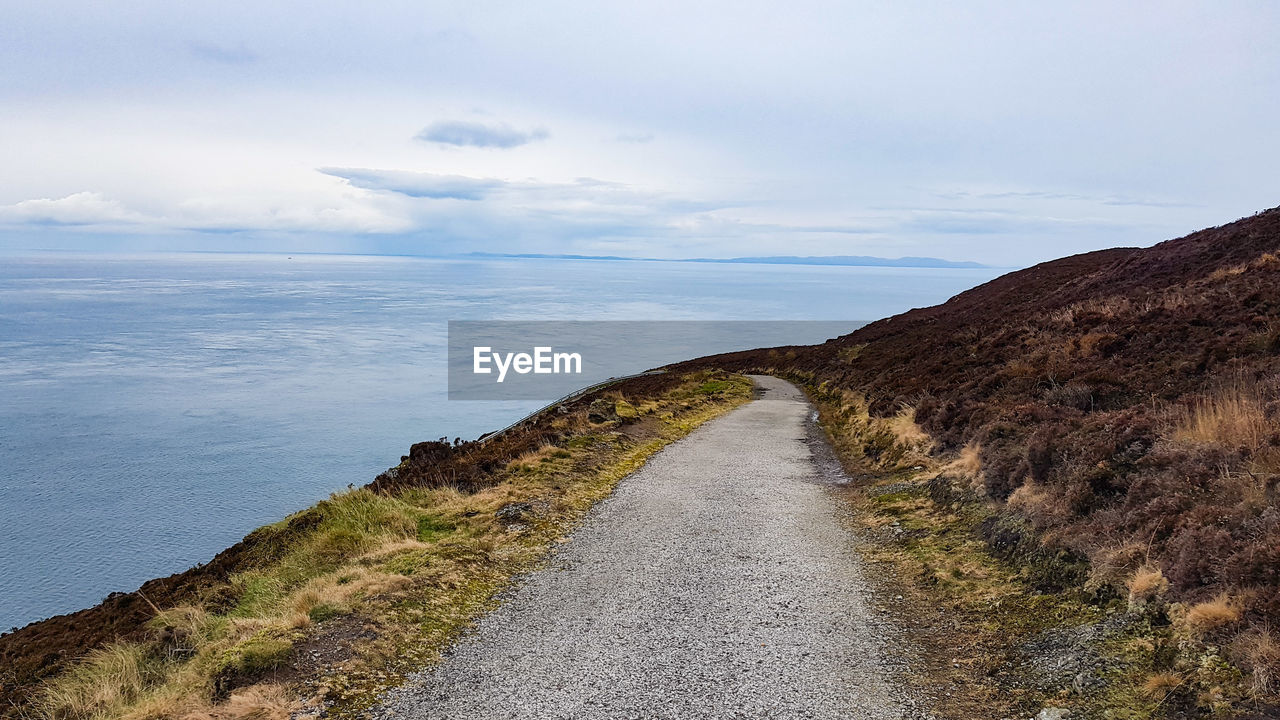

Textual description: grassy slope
[675,207,1280,717]
[1,371,753,720]
[803,385,1242,718]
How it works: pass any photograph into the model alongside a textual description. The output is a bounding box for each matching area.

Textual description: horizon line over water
[0,247,1015,271]
[0,253,1004,629]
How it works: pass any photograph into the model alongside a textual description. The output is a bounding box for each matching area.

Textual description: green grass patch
[231,574,288,618]
[416,515,456,543]
[217,635,293,679]
[307,603,343,624]
[695,380,731,394]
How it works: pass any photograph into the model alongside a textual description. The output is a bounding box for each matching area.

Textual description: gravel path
[378,376,909,719]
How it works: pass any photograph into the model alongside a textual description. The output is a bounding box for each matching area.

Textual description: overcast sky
[1,1,1277,265]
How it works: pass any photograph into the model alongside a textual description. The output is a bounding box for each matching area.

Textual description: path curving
[378,376,908,719]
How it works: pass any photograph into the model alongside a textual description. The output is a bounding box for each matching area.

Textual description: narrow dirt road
[378,376,909,719]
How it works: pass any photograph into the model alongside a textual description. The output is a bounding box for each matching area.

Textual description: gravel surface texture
[376,376,913,719]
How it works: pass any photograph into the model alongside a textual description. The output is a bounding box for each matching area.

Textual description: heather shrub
[976,424,1027,499]
[1024,429,1055,483]
[1164,525,1238,593]
[979,512,1090,592]
[1078,331,1123,357]
[1007,481,1071,531]
[1044,381,1095,411]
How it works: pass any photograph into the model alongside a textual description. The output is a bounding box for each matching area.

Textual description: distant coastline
[461,252,989,269]
[1,248,991,270]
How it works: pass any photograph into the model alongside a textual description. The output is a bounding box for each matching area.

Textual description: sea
[0,252,1003,630]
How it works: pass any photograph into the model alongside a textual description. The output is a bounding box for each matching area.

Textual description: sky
[1,1,1278,266]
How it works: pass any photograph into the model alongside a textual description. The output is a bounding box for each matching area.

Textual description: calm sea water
[0,253,1002,630]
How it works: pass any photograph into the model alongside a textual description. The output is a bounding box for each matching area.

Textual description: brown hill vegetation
[678,206,1280,708]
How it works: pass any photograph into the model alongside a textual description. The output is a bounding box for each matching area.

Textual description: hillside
[4,207,1279,719]
[678,206,1280,714]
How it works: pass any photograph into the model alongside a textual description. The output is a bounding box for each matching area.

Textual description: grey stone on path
[377,376,913,719]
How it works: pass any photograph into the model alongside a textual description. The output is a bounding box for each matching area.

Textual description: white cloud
[321,168,505,200]
[170,193,412,234]
[0,185,411,236]
[0,192,149,227]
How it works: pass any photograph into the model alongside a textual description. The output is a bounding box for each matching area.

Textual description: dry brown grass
[36,644,159,720]
[1003,358,1039,379]
[1007,481,1074,526]
[181,684,297,720]
[1141,671,1184,699]
[1046,296,1131,326]
[1082,542,1145,593]
[1173,381,1270,450]
[887,406,932,450]
[1048,288,1199,328]
[1256,251,1280,268]
[1251,446,1280,476]
[1127,566,1170,608]
[837,344,866,363]
[37,629,300,720]
[807,387,929,470]
[938,442,985,494]
[150,606,224,651]
[287,567,409,629]
[1209,265,1249,281]
[1234,630,1280,698]
[1209,251,1280,281]
[955,443,981,478]
[507,444,562,470]
[356,538,429,563]
[1078,331,1118,357]
[1184,594,1244,635]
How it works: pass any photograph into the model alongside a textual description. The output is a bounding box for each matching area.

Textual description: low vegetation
[1,371,753,720]
[1173,378,1271,450]
[799,387,1105,717]
[799,382,1274,718]
[678,207,1280,716]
